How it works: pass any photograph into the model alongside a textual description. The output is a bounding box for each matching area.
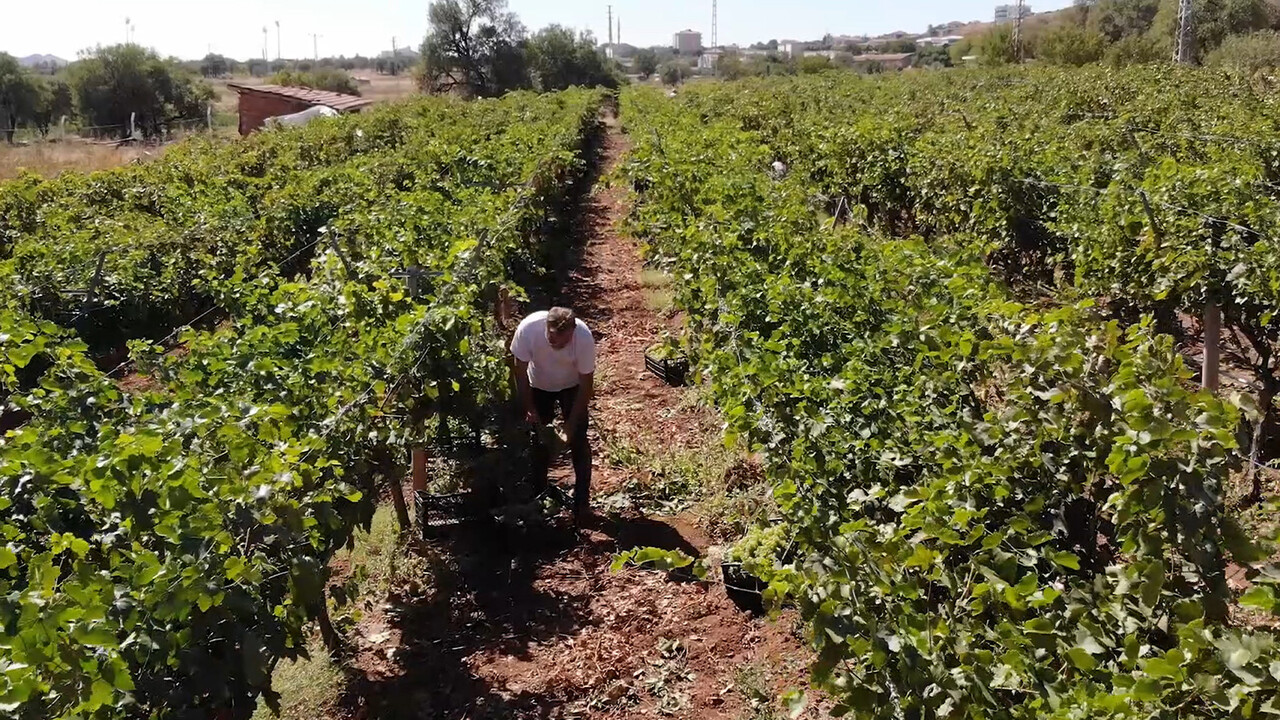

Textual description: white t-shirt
[510,311,596,392]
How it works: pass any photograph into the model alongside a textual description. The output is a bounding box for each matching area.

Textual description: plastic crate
[540,482,573,509]
[644,352,689,387]
[415,491,470,538]
[721,562,767,614]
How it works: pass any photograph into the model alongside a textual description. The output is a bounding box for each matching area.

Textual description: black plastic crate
[644,352,689,387]
[721,561,767,614]
[415,491,470,537]
[540,482,573,509]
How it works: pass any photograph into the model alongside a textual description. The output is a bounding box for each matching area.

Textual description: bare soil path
[336,115,816,720]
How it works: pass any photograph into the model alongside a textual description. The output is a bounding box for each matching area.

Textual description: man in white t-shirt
[510,306,595,517]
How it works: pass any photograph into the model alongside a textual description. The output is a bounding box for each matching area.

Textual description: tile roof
[227,83,375,112]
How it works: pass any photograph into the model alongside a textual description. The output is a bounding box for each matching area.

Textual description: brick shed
[227,84,375,135]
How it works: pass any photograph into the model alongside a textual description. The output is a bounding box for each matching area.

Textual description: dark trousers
[531,385,591,511]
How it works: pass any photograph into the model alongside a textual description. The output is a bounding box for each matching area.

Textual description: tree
[1102,32,1166,63]
[1071,0,1098,26]
[1205,27,1280,72]
[634,49,660,79]
[975,25,1017,65]
[418,0,530,97]
[526,25,618,91]
[199,53,230,78]
[67,45,214,138]
[715,51,748,79]
[1088,0,1161,40]
[271,68,361,95]
[1150,0,1274,60]
[949,37,974,64]
[882,39,918,53]
[0,53,40,142]
[798,55,834,74]
[32,76,74,135]
[1035,24,1108,64]
[659,61,691,86]
[915,44,953,67]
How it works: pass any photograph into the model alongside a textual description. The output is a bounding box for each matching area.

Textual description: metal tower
[712,0,718,48]
[1013,0,1025,62]
[608,5,614,45]
[1175,0,1194,63]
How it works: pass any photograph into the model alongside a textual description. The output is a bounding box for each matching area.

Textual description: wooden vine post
[1203,296,1221,392]
[411,447,429,494]
[1170,0,1221,393]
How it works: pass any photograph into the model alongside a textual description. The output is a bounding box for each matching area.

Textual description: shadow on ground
[334,110,706,719]
[336,506,705,719]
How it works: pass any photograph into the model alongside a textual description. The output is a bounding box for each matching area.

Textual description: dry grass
[249,636,344,720]
[0,141,161,180]
[358,74,419,103]
[1,74,419,181]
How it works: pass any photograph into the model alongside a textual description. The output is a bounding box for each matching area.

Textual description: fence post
[207,104,213,132]
[1203,295,1221,392]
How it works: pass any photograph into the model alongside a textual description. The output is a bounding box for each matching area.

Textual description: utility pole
[1175,0,1195,63]
[262,26,269,62]
[124,17,130,45]
[617,17,622,46]
[1013,0,1025,62]
[608,5,613,45]
[312,33,320,61]
[712,0,718,48]
[276,20,282,62]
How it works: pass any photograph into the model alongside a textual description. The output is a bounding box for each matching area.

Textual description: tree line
[968,0,1280,71]
[194,53,414,79]
[646,0,1280,83]
[1,45,213,142]
[417,0,622,97]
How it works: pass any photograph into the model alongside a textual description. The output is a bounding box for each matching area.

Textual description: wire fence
[2,110,221,146]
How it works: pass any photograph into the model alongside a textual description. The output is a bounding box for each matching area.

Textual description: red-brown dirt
[333,117,821,719]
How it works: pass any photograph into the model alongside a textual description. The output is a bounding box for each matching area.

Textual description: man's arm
[567,372,594,434]
[514,359,538,424]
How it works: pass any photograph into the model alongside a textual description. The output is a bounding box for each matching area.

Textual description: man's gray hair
[547,307,576,334]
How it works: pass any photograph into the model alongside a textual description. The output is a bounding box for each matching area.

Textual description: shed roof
[227,83,374,112]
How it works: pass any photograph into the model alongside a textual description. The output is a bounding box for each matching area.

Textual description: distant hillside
[19,54,69,68]
[927,6,1075,39]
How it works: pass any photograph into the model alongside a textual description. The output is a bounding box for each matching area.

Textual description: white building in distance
[673,29,703,54]
[916,35,966,47]
[994,4,1032,23]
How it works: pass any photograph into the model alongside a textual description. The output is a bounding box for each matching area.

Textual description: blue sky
[1,0,1075,61]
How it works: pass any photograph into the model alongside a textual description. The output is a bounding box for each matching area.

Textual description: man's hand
[515,358,537,425]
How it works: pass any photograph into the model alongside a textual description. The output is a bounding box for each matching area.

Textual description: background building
[994,4,1032,23]
[673,29,703,54]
